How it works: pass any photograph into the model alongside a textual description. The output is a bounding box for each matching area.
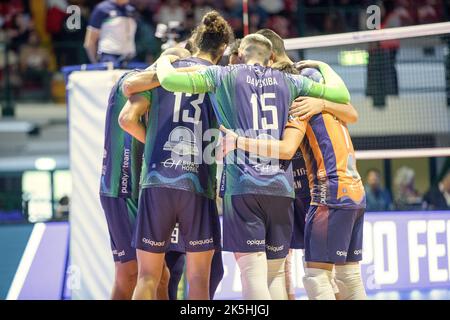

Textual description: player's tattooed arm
[289,97,358,123]
[295,60,351,104]
[156,55,211,94]
[118,94,150,143]
[219,125,305,160]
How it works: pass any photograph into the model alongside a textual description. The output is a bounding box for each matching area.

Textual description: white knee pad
[330,269,340,295]
[236,253,271,300]
[267,258,288,300]
[334,264,367,300]
[302,268,336,300]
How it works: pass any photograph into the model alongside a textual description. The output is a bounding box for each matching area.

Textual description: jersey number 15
[250,93,278,130]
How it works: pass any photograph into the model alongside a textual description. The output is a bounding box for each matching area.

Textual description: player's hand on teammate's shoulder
[289,97,325,120]
[294,60,324,71]
[158,54,180,65]
[219,125,238,156]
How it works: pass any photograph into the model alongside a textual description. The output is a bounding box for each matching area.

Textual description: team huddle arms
[102,10,366,301]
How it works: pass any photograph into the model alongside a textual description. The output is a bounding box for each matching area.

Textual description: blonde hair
[239,34,273,65]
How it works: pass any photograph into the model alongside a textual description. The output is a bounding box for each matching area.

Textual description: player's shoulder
[173,57,212,68]
[95,0,114,12]
[300,67,323,83]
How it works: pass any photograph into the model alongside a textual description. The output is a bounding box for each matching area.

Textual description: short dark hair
[256,29,286,58]
[229,39,241,56]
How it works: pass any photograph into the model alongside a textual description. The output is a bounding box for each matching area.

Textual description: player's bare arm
[156,55,211,94]
[295,60,351,104]
[83,27,100,64]
[118,94,150,144]
[122,66,206,97]
[220,124,306,160]
[289,97,358,123]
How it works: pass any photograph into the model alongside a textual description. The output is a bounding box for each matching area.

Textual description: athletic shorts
[168,223,186,253]
[133,187,219,253]
[168,215,222,253]
[100,195,137,263]
[290,195,311,249]
[304,205,365,264]
[222,194,294,259]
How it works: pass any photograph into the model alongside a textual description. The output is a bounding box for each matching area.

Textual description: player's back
[210,64,296,198]
[100,70,144,199]
[140,57,217,199]
[299,113,365,209]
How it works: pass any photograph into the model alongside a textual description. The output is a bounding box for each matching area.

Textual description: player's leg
[209,202,224,299]
[165,250,186,300]
[100,196,138,300]
[157,261,170,300]
[286,196,310,299]
[210,250,224,299]
[285,249,295,300]
[335,209,367,300]
[303,206,358,300]
[178,192,218,300]
[234,251,271,300]
[133,250,166,299]
[223,194,271,300]
[303,206,337,300]
[264,196,294,300]
[112,260,138,300]
[132,188,177,300]
[185,250,215,299]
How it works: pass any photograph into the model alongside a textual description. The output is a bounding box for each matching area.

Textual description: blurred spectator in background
[417,0,443,24]
[192,0,214,24]
[365,168,393,211]
[19,30,51,99]
[423,168,450,210]
[84,0,137,64]
[248,0,268,34]
[55,195,70,219]
[222,0,243,37]
[394,166,423,210]
[46,0,69,66]
[157,0,185,26]
[266,15,291,39]
[366,0,413,107]
[133,0,160,63]
[7,9,32,52]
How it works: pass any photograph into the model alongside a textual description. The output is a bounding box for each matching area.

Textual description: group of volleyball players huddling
[99,10,367,300]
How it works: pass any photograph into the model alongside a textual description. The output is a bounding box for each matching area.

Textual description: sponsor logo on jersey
[121,148,130,194]
[161,158,199,173]
[353,249,362,255]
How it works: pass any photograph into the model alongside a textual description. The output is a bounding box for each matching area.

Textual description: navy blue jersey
[140,57,218,199]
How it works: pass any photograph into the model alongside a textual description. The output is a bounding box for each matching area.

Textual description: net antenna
[284,22,450,160]
[242,0,249,36]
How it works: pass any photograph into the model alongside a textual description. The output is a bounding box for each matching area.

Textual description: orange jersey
[287,113,366,209]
